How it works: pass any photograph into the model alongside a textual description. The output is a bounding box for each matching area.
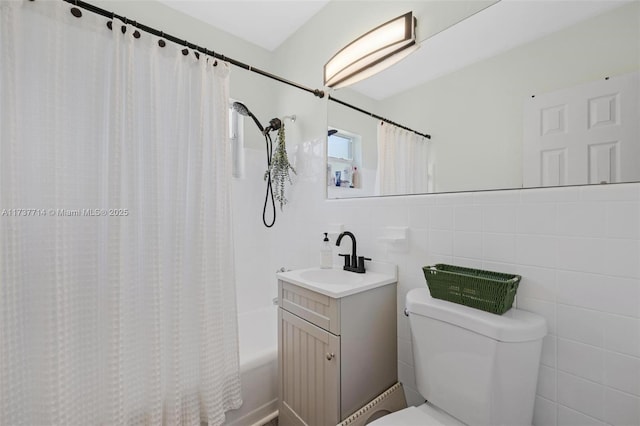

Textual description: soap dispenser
[320,233,332,269]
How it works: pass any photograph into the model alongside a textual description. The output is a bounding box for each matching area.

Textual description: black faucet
[336,231,371,273]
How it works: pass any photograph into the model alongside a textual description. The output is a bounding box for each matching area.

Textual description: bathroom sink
[276,263,397,298]
[299,268,364,285]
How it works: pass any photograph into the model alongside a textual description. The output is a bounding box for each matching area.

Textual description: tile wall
[384,183,640,426]
[239,141,640,425]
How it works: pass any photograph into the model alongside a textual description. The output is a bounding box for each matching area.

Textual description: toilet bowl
[369,402,464,425]
[370,288,547,426]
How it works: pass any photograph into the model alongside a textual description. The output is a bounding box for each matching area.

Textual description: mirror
[327,0,640,198]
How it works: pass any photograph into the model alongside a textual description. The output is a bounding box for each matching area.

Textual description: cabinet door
[279,309,340,426]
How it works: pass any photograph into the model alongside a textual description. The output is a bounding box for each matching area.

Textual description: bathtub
[224,306,279,426]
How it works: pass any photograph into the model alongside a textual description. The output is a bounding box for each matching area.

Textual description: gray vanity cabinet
[278,279,397,426]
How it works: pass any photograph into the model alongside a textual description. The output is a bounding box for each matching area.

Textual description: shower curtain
[374,122,433,195]
[0,2,241,425]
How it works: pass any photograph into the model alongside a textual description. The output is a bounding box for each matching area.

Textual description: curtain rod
[328,95,431,139]
[60,0,325,99]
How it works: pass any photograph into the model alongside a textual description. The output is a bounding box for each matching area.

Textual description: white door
[523,72,639,187]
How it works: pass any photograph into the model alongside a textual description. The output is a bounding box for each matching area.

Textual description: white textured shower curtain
[0,2,241,425]
[374,122,433,195]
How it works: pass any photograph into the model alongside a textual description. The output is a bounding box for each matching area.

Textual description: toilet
[371,287,547,426]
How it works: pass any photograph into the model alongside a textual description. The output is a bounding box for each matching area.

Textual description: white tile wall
[483,233,518,263]
[557,304,605,347]
[558,339,604,383]
[232,149,277,314]
[604,388,640,426]
[557,202,606,238]
[482,204,517,233]
[604,315,640,358]
[557,405,604,426]
[534,396,558,426]
[557,371,604,420]
[604,352,640,396]
[606,203,640,239]
[537,365,557,401]
[516,203,558,235]
[257,173,640,426]
[541,335,558,368]
[409,184,640,426]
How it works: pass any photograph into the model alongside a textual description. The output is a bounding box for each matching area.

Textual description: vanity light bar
[324,12,418,89]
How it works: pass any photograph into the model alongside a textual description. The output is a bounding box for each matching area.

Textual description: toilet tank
[406,288,546,426]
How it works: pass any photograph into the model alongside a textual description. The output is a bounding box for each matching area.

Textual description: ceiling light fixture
[324,11,418,89]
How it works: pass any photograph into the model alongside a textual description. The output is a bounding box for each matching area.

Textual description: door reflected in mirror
[327,1,640,199]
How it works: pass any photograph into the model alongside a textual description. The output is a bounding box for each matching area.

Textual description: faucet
[336,231,371,273]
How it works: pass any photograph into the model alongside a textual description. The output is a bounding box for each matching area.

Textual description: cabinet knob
[326,352,335,361]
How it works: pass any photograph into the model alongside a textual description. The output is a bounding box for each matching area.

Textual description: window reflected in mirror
[327,128,374,198]
[327,132,354,162]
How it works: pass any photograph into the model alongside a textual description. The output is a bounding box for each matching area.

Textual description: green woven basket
[422,264,521,315]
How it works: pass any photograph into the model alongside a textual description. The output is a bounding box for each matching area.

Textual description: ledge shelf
[377,226,409,251]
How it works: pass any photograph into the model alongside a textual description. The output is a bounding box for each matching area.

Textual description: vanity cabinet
[278,278,397,426]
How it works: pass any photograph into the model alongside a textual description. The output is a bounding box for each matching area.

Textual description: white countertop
[276,261,397,298]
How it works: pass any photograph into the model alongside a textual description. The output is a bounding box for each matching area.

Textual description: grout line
[557,369,640,399]
[554,269,559,421]
[556,403,605,426]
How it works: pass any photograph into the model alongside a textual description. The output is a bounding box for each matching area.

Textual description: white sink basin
[277,264,397,298]
[299,268,364,286]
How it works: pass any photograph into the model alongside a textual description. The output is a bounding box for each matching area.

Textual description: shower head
[232,101,264,133]
[328,129,338,136]
[232,101,251,116]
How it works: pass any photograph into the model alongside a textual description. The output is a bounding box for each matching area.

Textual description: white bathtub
[224,306,278,426]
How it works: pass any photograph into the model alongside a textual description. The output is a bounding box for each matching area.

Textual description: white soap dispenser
[320,233,332,269]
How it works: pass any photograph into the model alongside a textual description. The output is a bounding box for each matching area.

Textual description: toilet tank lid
[406,288,547,342]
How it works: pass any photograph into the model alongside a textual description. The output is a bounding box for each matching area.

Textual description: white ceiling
[157,0,329,51]
[157,0,632,99]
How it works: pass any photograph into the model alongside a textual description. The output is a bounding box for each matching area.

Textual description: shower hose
[263,132,276,228]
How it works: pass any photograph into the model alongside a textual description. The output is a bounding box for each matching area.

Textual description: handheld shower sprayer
[232,101,293,136]
[231,100,282,228]
[232,101,265,133]
[231,100,298,228]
